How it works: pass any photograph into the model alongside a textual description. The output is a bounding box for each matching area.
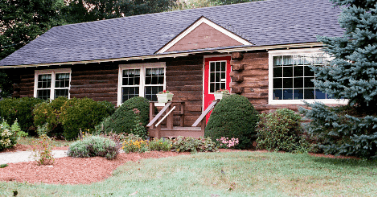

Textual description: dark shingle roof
[0,0,343,66]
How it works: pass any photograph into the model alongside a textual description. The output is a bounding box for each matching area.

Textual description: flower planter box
[214,93,229,100]
[156,93,174,103]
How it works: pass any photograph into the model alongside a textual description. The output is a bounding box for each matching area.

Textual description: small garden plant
[149,138,172,151]
[68,136,118,160]
[31,132,55,165]
[216,137,239,149]
[122,135,149,153]
[171,137,218,153]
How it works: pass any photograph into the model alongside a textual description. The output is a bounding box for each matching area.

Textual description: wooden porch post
[166,104,173,130]
[149,102,155,129]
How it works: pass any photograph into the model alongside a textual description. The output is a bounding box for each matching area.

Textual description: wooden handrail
[192,100,217,127]
[147,102,172,127]
[155,106,176,127]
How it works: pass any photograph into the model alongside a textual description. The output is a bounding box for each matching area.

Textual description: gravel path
[0,150,68,164]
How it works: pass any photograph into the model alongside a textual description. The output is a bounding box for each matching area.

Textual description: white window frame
[117,62,166,106]
[34,68,71,100]
[268,48,348,105]
[208,60,227,94]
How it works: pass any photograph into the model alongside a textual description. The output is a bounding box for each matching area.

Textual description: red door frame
[203,56,232,122]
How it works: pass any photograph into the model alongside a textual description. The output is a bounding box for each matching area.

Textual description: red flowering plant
[216,89,230,94]
[158,90,172,94]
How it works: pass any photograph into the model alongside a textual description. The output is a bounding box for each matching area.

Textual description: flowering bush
[122,134,149,153]
[0,120,18,151]
[31,134,55,165]
[149,138,172,151]
[216,137,239,149]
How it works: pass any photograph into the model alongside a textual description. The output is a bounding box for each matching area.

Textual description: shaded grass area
[1,151,376,196]
[17,137,72,147]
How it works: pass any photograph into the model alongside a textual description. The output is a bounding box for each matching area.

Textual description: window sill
[268,99,348,105]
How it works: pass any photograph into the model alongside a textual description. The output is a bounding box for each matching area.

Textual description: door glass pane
[209,61,227,93]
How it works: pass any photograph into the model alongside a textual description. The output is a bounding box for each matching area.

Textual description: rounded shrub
[256,108,310,153]
[0,97,43,134]
[204,94,259,149]
[67,136,118,160]
[59,98,115,140]
[33,97,68,138]
[102,97,149,137]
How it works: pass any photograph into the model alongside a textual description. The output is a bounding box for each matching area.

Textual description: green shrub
[149,138,172,151]
[102,97,149,136]
[171,137,218,153]
[0,97,43,134]
[59,98,115,140]
[33,97,68,138]
[0,120,18,151]
[256,108,310,153]
[205,94,259,149]
[67,136,118,160]
[0,164,8,168]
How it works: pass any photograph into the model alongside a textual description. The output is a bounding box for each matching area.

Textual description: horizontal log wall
[166,55,203,126]
[70,63,118,105]
[7,68,35,98]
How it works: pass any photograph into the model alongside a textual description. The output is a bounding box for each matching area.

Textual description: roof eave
[0,42,323,69]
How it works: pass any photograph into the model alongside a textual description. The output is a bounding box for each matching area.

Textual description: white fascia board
[156,17,253,54]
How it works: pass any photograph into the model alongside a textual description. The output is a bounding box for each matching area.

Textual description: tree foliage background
[300,0,377,159]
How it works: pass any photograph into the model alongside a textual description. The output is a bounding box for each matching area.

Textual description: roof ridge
[56,0,276,28]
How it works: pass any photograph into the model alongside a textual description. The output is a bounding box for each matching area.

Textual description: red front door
[203,56,232,122]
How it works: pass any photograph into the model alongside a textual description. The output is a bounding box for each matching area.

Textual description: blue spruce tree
[300,0,377,159]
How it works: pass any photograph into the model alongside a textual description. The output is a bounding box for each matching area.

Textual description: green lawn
[1,151,376,196]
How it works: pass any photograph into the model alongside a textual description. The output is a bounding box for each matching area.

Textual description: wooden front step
[149,127,204,139]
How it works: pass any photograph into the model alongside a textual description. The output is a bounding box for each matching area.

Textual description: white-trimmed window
[209,61,227,93]
[268,48,347,105]
[118,62,166,105]
[34,68,71,100]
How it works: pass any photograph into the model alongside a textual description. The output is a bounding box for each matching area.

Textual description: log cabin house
[0,0,346,138]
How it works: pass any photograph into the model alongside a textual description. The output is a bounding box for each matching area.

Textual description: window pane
[315,89,326,99]
[304,77,315,88]
[37,90,50,100]
[304,89,315,99]
[283,89,293,100]
[283,56,294,66]
[145,86,163,101]
[304,66,315,76]
[294,66,304,77]
[283,67,293,77]
[273,89,282,100]
[273,67,282,78]
[146,68,164,85]
[273,78,282,89]
[123,69,140,86]
[55,73,70,88]
[294,89,303,99]
[273,56,282,66]
[55,89,69,98]
[283,78,293,88]
[294,77,303,88]
[220,83,225,90]
[122,87,139,103]
[38,74,51,88]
